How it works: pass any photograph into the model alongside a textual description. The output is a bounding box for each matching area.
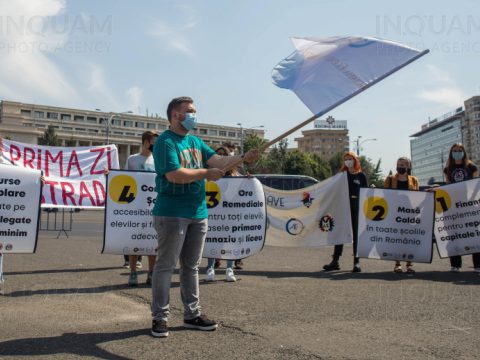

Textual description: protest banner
[357,188,434,263]
[103,171,266,260]
[434,178,480,258]
[0,164,42,253]
[203,177,266,260]
[1,140,119,208]
[264,173,352,247]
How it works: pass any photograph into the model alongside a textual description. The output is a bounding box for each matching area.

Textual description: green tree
[243,133,267,153]
[284,149,314,177]
[328,152,344,174]
[38,125,61,146]
[65,136,76,147]
[311,153,332,180]
[360,156,384,187]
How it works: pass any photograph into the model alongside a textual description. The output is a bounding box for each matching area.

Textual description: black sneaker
[323,261,340,271]
[151,320,168,338]
[352,264,361,273]
[183,315,218,331]
[146,272,153,286]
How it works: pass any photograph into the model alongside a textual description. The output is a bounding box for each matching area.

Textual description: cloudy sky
[0,0,479,175]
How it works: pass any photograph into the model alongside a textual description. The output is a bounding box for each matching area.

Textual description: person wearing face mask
[150,97,259,338]
[384,157,419,274]
[205,147,238,282]
[323,151,368,273]
[123,130,159,286]
[443,143,480,274]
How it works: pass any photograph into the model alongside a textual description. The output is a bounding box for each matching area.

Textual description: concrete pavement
[0,210,479,359]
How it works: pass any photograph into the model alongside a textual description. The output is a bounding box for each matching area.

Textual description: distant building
[295,117,349,157]
[410,95,480,185]
[0,100,265,166]
[410,108,463,184]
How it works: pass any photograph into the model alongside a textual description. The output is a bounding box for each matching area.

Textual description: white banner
[1,140,119,208]
[357,188,434,263]
[103,171,266,260]
[434,178,480,258]
[264,173,352,247]
[0,164,42,253]
[203,177,266,260]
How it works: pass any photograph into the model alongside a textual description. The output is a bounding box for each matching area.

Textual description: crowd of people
[2,97,480,338]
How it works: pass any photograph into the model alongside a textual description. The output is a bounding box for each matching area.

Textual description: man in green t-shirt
[150,96,259,338]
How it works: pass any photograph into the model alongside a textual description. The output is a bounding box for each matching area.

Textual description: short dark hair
[142,130,158,144]
[223,142,235,150]
[166,96,193,122]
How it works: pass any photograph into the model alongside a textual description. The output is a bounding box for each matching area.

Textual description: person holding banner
[384,157,419,274]
[443,143,480,273]
[124,130,159,287]
[150,96,259,337]
[205,146,238,283]
[323,151,367,272]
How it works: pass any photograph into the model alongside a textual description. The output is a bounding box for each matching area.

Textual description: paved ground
[0,210,479,360]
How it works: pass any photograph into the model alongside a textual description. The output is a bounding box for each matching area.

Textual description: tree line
[243,134,384,187]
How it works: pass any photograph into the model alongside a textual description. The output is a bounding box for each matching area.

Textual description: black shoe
[183,315,218,331]
[146,272,153,286]
[234,260,244,270]
[151,320,168,338]
[323,261,340,271]
[352,264,361,273]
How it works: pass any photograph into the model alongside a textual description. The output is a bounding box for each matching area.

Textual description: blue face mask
[452,151,464,161]
[180,112,197,131]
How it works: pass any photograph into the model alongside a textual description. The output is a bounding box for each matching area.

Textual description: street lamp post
[355,136,377,156]
[237,123,264,154]
[98,110,132,145]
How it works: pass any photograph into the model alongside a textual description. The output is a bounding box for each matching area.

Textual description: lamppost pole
[355,136,377,156]
[101,110,133,145]
[237,122,244,154]
[237,123,264,154]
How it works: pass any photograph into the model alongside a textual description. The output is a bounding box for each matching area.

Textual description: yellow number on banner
[205,181,221,209]
[363,196,388,221]
[434,189,451,214]
[109,175,137,204]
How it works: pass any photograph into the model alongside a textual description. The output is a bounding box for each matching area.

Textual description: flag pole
[223,49,429,172]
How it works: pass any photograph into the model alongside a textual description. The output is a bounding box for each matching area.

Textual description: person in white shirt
[124,131,158,287]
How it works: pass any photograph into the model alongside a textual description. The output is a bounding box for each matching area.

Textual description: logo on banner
[363,196,388,221]
[205,181,221,209]
[301,192,314,208]
[434,189,451,214]
[285,218,305,235]
[5,244,13,251]
[109,175,137,204]
[319,214,335,232]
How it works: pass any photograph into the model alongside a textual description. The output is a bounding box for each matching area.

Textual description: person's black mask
[396,167,407,175]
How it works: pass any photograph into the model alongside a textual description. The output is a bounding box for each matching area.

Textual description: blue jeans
[207,258,233,269]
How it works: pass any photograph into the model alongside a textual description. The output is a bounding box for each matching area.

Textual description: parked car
[253,174,319,191]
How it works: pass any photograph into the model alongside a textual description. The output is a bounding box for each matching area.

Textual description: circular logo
[109,175,137,204]
[363,196,388,221]
[434,189,451,214]
[285,218,305,235]
[205,181,221,209]
[5,244,13,251]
